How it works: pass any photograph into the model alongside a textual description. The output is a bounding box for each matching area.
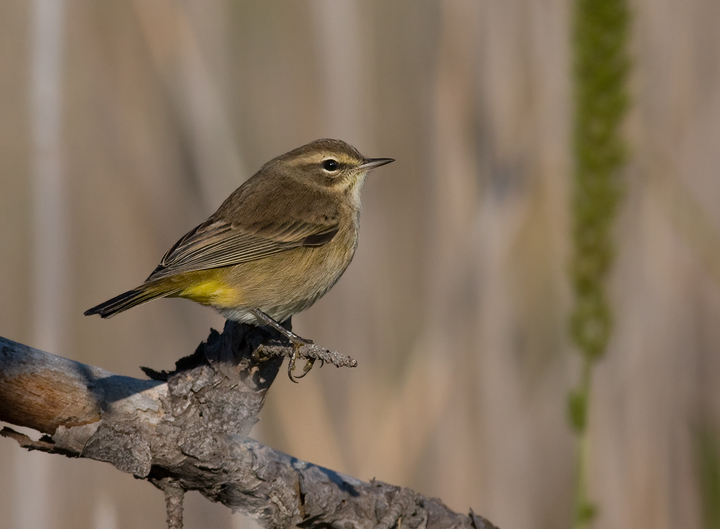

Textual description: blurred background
[1,0,720,528]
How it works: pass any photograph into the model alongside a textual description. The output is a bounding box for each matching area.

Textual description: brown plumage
[85,139,393,330]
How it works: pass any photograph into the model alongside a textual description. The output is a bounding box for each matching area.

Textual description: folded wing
[146,217,339,282]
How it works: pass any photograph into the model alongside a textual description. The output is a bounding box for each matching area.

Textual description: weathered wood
[0,322,498,529]
[0,337,158,433]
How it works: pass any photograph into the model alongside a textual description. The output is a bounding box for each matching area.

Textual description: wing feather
[146,218,338,281]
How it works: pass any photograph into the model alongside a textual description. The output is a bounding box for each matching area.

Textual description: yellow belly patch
[176,271,241,307]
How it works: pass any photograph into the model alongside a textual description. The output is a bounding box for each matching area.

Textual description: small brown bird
[85,139,393,380]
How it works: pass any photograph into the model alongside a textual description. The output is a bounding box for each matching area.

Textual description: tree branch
[0,322,498,529]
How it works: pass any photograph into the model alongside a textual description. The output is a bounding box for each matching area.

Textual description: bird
[85,138,394,381]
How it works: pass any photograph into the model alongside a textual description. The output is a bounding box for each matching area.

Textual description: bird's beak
[360,157,395,170]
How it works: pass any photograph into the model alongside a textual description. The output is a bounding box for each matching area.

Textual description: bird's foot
[287,336,317,383]
[249,309,354,382]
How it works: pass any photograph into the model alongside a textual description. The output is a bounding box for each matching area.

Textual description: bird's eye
[322,159,339,172]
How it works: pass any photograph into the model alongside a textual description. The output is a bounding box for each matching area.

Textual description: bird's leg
[250,309,311,344]
[250,309,315,382]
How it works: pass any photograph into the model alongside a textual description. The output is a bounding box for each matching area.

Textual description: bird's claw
[287,341,317,383]
[293,358,316,380]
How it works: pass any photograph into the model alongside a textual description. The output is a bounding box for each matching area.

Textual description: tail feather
[84,284,177,318]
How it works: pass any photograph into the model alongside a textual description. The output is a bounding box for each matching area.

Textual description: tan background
[2,0,720,528]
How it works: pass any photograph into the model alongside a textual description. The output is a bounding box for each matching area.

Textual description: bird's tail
[84,283,179,318]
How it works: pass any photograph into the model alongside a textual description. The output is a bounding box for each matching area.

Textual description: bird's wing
[146,217,339,281]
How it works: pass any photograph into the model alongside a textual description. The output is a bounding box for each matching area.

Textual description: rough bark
[0,321,498,529]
